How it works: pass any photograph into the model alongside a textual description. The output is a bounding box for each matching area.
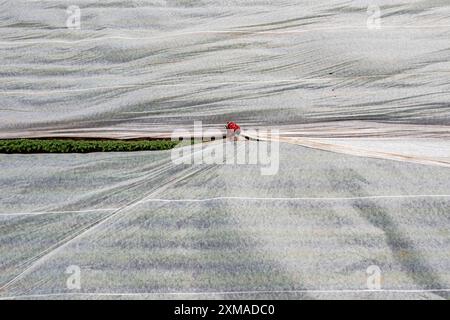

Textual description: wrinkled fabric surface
[1,0,450,135]
[1,141,450,299]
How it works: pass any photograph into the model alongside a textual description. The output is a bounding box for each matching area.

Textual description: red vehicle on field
[226,121,241,141]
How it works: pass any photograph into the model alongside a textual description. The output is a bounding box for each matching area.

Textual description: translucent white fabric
[1,142,450,299]
[1,1,450,137]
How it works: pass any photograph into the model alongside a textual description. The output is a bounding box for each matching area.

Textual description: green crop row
[0,139,179,154]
